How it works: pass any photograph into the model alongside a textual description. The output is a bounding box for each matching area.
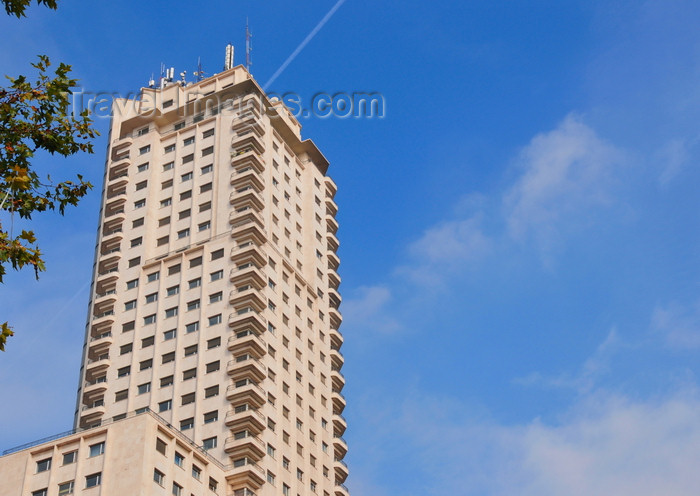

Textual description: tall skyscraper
[0,56,347,496]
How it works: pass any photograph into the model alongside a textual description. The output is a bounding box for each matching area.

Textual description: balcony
[231,220,266,246]
[331,367,345,392]
[224,433,265,460]
[225,407,266,434]
[329,287,341,310]
[83,379,108,399]
[225,458,265,489]
[333,413,347,437]
[97,254,121,274]
[335,484,350,496]
[326,214,339,235]
[230,243,266,268]
[91,310,116,328]
[228,356,266,383]
[88,331,113,355]
[230,168,264,192]
[229,207,264,230]
[332,390,346,414]
[230,265,266,291]
[327,232,340,253]
[230,187,264,211]
[228,330,266,357]
[232,489,258,496]
[329,307,343,330]
[334,458,349,484]
[328,270,341,290]
[326,197,338,217]
[325,176,338,199]
[226,380,266,408]
[231,149,265,174]
[229,288,266,313]
[330,347,344,370]
[231,132,265,155]
[333,436,348,459]
[85,355,111,374]
[228,308,266,333]
[329,328,343,350]
[231,112,264,136]
[79,401,106,423]
[107,172,129,189]
[327,251,340,272]
[111,135,132,152]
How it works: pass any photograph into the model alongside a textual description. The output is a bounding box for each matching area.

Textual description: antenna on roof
[224,44,234,71]
[245,18,253,72]
[194,57,206,81]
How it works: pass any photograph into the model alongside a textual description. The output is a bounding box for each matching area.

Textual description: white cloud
[341,285,400,334]
[504,114,624,249]
[393,388,700,496]
[651,300,700,349]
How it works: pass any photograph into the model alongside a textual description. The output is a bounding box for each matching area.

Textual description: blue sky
[2,1,700,494]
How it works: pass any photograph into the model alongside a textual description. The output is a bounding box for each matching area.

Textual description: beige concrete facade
[0,411,228,496]
[1,62,347,496]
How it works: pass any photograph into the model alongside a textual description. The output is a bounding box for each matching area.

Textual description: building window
[153,469,165,486]
[126,279,138,289]
[209,291,222,303]
[128,256,140,267]
[132,217,144,228]
[122,321,135,332]
[208,314,222,326]
[134,199,145,209]
[183,136,195,146]
[201,163,213,174]
[145,292,158,304]
[147,271,160,282]
[177,228,190,239]
[202,437,217,450]
[180,417,194,431]
[172,482,183,496]
[192,465,201,480]
[58,481,74,496]
[32,490,47,496]
[139,145,150,155]
[188,277,201,289]
[201,146,214,157]
[205,361,220,373]
[89,442,105,457]
[168,264,181,275]
[62,451,77,465]
[115,389,128,401]
[200,201,211,212]
[208,478,218,492]
[203,410,218,424]
[165,307,178,318]
[137,383,151,394]
[174,451,185,467]
[159,400,172,412]
[183,368,197,380]
[181,393,195,406]
[187,299,200,311]
[200,182,212,193]
[162,352,175,364]
[202,128,214,138]
[161,375,174,387]
[140,359,153,371]
[184,344,198,357]
[207,337,220,349]
[164,329,176,340]
[210,270,223,281]
[163,161,174,171]
[124,299,136,310]
[161,198,172,207]
[180,190,192,200]
[182,154,194,164]
[144,314,156,325]
[204,385,219,398]
[283,483,290,496]
[85,473,101,489]
[185,322,199,333]
[36,458,51,472]
[198,221,210,232]
[136,180,147,190]
[181,171,193,182]
[174,122,185,131]
[167,285,179,296]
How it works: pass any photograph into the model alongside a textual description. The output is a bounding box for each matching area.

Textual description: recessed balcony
[231,132,264,155]
[85,355,111,374]
[225,458,265,490]
[326,214,339,235]
[230,187,264,211]
[334,458,349,484]
[329,328,343,350]
[230,169,264,192]
[231,221,266,246]
[224,433,265,460]
[335,484,350,496]
[228,356,266,383]
[111,136,132,152]
[230,243,266,268]
[226,380,266,408]
[328,270,341,290]
[230,265,266,290]
[330,346,344,370]
[231,149,265,174]
[225,407,266,434]
[333,413,347,437]
[327,251,340,271]
[231,113,264,137]
[326,197,338,217]
[228,329,266,357]
[331,367,345,392]
[334,436,348,459]
[327,232,340,253]
[329,307,342,330]
[329,287,341,309]
[229,288,266,313]
[79,401,106,423]
[107,173,129,189]
[229,208,264,230]
[325,176,338,199]
[332,391,346,415]
[82,378,108,398]
[88,333,113,356]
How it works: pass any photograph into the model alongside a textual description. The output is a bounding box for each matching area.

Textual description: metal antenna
[246,18,253,72]
[194,57,206,81]
[224,44,234,71]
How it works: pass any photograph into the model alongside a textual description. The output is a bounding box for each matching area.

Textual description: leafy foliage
[0,55,98,350]
[3,0,58,18]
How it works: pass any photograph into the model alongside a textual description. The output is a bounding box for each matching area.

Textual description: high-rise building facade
[0,60,347,496]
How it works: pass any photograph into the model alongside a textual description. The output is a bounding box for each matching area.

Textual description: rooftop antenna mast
[224,44,234,71]
[194,57,206,81]
[245,18,253,72]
